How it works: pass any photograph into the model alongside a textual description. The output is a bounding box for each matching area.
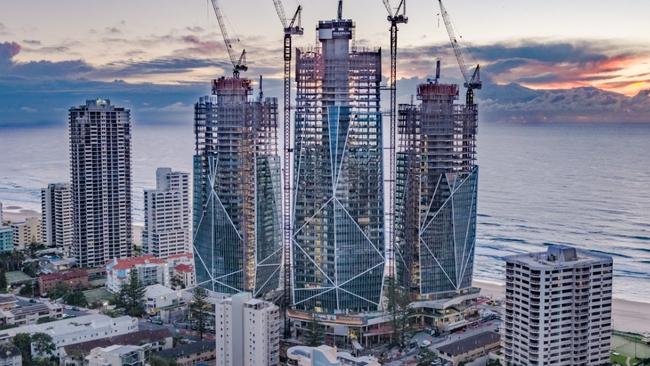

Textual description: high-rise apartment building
[193,78,282,297]
[291,6,385,314]
[69,99,132,268]
[11,216,42,250]
[41,183,73,252]
[502,245,613,366]
[395,80,478,299]
[143,168,190,258]
[215,292,280,366]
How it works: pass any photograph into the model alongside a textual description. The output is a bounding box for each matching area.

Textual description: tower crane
[437,0,481,106]
[271,0,303,328]
[383,0,407,280]
[210,0,247,78]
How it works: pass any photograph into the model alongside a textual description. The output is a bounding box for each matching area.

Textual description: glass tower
[395,81,478,299]
[193,77,282,297]
[292,13,385,314]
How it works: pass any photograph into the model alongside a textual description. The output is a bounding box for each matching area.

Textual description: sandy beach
[474,280,650,334]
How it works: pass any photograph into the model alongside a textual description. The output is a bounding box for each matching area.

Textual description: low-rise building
[172,263,195,289]
[216,293,280,366]
[105,254,193,293]
[436,331,500,366]
[11,216,42,250]
[287,345,381,366]
[0,314,138,357]
[0,343,22,366]
[0,226,13,253]
[143,284,180,315]
[85,345,146,366]
[157,340,215,366]
[0,295,63,327]
[61,328,173,364]
[38,269,89,296]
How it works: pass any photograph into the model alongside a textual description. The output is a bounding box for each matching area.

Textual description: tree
[150,355,179,366]
[48,282,70,300]
[416,347,437,366]
[387,277,414,348]
[0,269,7,293]
[307,318,324,346]
[117,270,145,317]
[22,261,39,277]
[12,333,32,365]
[0,251,24,271]
[63,289,88,307]
[31,333,55,358]
[190,286,209,340]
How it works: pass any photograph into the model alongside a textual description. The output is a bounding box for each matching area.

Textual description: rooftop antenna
[338,0,343,19]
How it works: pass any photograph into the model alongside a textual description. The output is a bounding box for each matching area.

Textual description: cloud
[0,23,9,36]
[105,26,122,34]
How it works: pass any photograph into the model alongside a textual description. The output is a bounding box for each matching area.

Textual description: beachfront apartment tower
[69,99,133,268]
[143,168,191,258]
[193,77,282,297]
[395,80,478,299]
[291,6,385,314]
[41,183,73,253]
[502,245,613,366]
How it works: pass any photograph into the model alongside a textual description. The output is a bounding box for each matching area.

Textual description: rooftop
[39,269,88,282]
[174,263,193,273]
[437,331,500,357]
[108,255,166,270]
[63,328,172,355]
[507,245,613,269]
[0,314,136,339]
[144,284,176,298]
[157,340,214,359]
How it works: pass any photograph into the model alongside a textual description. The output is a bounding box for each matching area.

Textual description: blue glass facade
[395,82,479,299]
[292,18,385,314]
[193,77,282,296]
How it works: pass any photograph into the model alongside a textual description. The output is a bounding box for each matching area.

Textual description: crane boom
[384,0,407,282]
[272,0,288,28]
[437,0,480,104]
[210,0,247,77]
[271,0,303,333]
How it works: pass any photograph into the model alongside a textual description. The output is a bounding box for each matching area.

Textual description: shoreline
[474,279,650,334]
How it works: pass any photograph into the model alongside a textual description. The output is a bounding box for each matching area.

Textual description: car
[420,340,431,347]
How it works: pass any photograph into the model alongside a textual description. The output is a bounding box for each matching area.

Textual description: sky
[1,0,650,125]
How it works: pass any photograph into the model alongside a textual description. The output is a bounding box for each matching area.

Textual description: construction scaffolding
[291,13,385,314]
[395,80,478,300]
[193,77,283,297]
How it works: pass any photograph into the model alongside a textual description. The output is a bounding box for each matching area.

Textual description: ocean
[1,122,649,303]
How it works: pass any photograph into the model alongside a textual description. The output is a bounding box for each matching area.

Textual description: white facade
[41,183,73,252]
[143,168,190,258]
[0,314,138,357]
[216,293,280,366]
[143,284,180,313]
[105,254,193,293]
[85,345,146,366]
[502,245,613,366]
[11,216,41,249]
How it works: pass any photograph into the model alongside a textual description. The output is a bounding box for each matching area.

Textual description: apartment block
[215,293,280,366]
[69,99,132,268]
[11,216,41,250]
[0,226,12,253]
[502,245,613,366]
[143,168,190,258]
[41,183,73,252]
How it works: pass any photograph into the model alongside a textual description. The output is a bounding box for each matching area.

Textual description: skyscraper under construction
[193,77,282,297]
[395,79,478,300]
[291,6,385,314]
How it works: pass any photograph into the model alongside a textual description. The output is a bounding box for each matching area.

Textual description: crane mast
[437,0,481,105]
[383,0,407,281]
[272,0,303,333]
[210,0,248,78]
